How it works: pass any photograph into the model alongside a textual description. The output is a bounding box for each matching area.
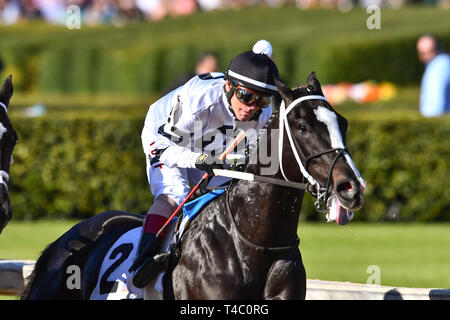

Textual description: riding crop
[155,130,247,239]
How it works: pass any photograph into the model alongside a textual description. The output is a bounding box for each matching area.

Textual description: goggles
[235,86,272,108]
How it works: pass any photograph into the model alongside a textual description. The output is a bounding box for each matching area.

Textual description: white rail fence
[1,260,449,299]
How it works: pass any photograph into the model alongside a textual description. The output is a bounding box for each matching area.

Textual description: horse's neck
[228,115,304,247]
[228,179,303,248]
[245,111,299,181]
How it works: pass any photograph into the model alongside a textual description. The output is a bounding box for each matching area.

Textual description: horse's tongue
[326,195,353,225]
[336,204,350,225]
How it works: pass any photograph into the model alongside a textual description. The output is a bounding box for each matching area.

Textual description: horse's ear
[307,71,324,96]
[275,77,293,104]
[0,75,13,108]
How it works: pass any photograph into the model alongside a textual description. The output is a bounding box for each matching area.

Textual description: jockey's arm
[154,93,209,169]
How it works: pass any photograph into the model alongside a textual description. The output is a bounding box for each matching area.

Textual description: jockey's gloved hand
[194,154,225,177]
[227,153,248,170]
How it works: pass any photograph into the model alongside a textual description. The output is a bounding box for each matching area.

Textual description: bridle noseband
[304,147,347,212]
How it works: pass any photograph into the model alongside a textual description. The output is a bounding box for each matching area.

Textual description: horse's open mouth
[325,194,354,225]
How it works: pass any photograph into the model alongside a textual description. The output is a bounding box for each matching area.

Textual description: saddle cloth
[90,189,225,300]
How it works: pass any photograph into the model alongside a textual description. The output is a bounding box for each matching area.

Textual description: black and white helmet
[226,43,279,95]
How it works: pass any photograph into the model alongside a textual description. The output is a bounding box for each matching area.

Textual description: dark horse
[21,73,364,300]
[0,75,18,234]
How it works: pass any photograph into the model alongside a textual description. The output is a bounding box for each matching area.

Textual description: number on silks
[99,243,133,295]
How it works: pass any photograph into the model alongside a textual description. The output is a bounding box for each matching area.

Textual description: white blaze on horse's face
[0,122,7,140]
[313,106,366,188]
[0,121,12,165]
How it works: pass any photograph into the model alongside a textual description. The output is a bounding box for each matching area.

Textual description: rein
[212,169,314,192]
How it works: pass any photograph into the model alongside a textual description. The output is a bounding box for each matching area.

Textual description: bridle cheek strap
[0,170,9,191]
[0,102,7,113]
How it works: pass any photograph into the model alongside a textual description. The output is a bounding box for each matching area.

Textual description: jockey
[129,41,280,289]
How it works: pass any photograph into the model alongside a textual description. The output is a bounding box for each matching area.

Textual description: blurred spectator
[34,0,66,24]
[163,51,219,94]
[85,0,117,25]
[136,0,169,21]
[0,0,21,25]
[170,0,197,17]
[438,0,450,8]
[0,0,448,26]
[116,0,142,20]
[197,0,223,11]
[21,0,42,19]
[195,51,219,74]
[416,35,450,117]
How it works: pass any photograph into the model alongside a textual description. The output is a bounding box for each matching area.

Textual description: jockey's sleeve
[157,90,213,169]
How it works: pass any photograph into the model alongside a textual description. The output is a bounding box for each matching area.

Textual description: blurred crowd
[0,0,449,26]
[322,81,397,105]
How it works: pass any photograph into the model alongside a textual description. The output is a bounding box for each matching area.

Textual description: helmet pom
[252,40,273,58]
[226,40,279,95]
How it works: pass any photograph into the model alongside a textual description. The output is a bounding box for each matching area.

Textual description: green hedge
[1,6,450,94]
[10,114,152,220]
[8,111,450,222]
[342,113,450,222]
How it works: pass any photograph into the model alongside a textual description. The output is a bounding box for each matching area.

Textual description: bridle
[223,95,350,253]
[279,95,348,212]
[0,101,11,192]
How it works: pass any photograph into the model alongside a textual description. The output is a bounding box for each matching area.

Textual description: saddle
[145,189,227,280]
[90,189,226,299]
[138,188,226,299]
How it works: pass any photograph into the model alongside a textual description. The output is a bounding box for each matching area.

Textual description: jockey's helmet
[226,50,279,96]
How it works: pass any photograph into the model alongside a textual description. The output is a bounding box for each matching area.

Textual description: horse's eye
[299,124,308,133]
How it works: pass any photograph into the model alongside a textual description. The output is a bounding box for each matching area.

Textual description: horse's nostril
[337,180,358,199]
[342,181,353,191]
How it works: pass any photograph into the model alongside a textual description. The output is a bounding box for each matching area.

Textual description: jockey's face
[226,81,266,121]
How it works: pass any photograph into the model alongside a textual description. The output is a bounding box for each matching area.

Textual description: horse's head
[275,72,365,224]
[0,75,17,233]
